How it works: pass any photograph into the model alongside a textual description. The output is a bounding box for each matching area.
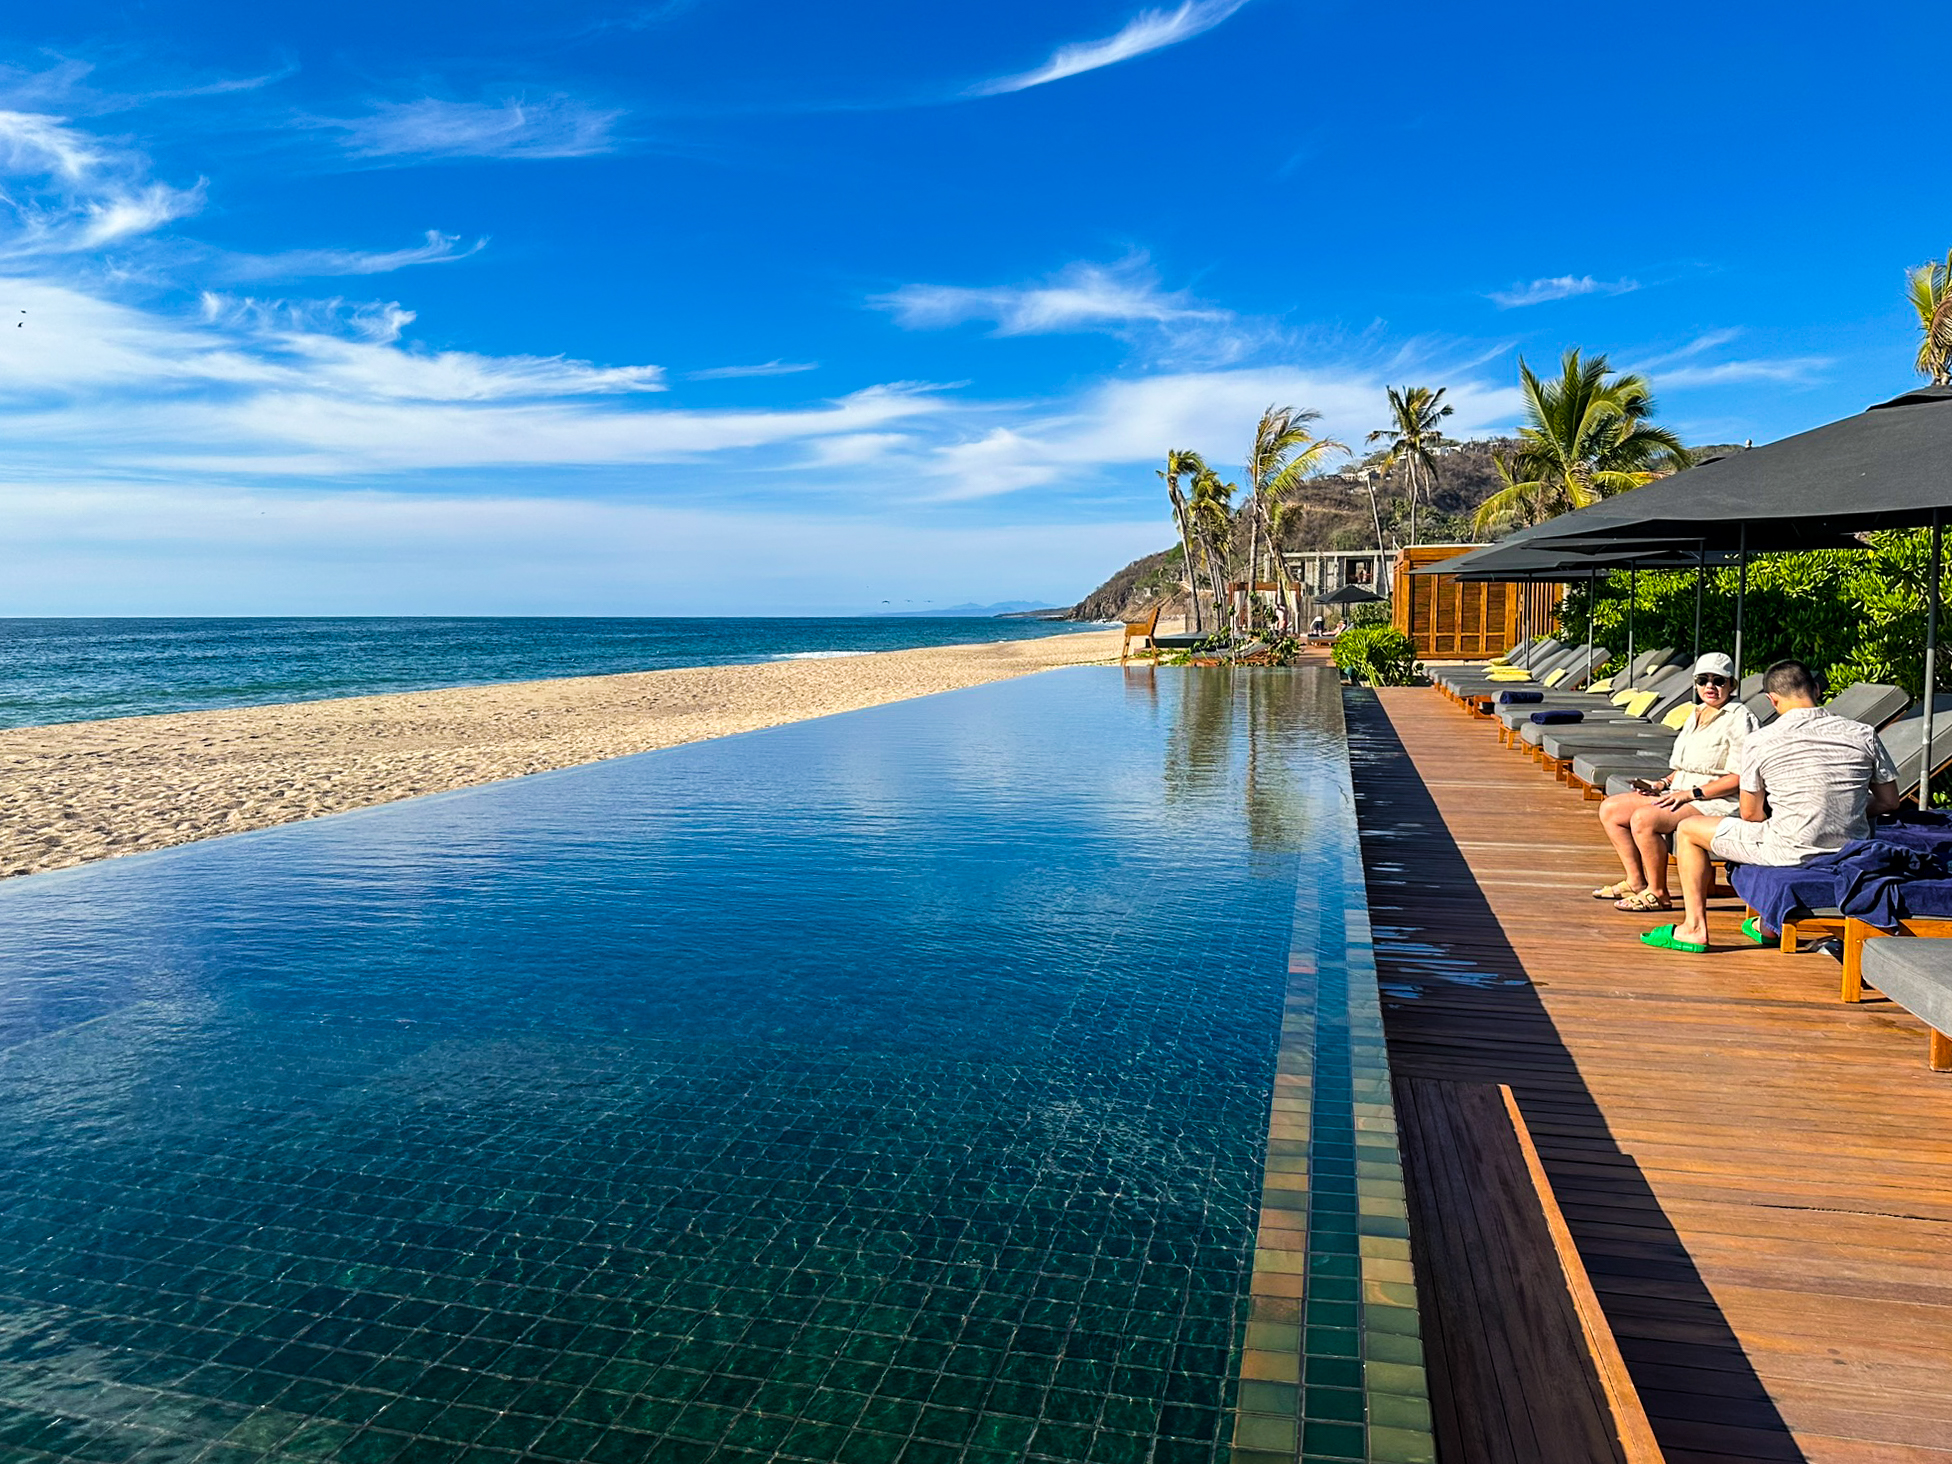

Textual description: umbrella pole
[1693,545,1705,662]
[1924,509,1943,810]
[1627,564,1637,688]
[1734,522,1749,679]
[1585,567,1595,682]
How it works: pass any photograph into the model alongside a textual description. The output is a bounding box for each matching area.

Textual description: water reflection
[1163,668,1318,858]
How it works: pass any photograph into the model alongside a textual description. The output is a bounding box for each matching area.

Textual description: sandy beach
[0,629,1122,880]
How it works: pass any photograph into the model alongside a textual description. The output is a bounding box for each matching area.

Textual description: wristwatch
[1691,786,1705,803]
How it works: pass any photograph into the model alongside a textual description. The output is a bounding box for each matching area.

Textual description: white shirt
[1737,705,1901,863]
[1667,701,1755,786]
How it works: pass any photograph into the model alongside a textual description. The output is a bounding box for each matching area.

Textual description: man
[1642,658,1900,953]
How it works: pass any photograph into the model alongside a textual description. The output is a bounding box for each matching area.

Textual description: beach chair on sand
[1120,605,1163,663]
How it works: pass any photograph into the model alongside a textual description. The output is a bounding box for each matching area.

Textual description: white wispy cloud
[319,96,623,161]
[1488,274,1639,308]
[219,230,486,280]
[1656,358,1830,387]
[878,258,1228,337]
[0,277,959,475]
[916,367,1521,501]
[972,0,1250,95]
[0,110,203,257]
[685,360,819,380]
[1631,330,1829,388]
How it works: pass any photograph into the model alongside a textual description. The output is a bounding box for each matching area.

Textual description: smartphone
[1629,778,1663,794]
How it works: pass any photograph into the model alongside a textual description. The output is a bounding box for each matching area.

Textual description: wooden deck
[1348,687,1952,1464]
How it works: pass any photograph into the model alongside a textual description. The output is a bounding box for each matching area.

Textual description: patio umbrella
[1318,583,1385,606]
[1501,386,1952,805]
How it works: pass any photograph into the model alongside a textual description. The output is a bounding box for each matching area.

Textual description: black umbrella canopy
[1513,386,1952,551]
[1413,540,1753,581]
[1318,583,1386,605]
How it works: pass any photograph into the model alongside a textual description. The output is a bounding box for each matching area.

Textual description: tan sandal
[1591,880,1639,900]
[1615,889,1674,913]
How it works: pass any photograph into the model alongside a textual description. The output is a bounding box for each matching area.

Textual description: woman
[1592,651,1754,913]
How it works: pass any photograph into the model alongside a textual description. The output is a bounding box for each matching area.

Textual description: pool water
[0,668,1377,1464]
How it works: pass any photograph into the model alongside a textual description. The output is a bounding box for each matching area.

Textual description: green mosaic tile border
[1229,675,1433,1464]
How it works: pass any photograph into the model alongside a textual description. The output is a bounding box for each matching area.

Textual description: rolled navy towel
[1529,708,1584,725]
[1496,689,1545,704]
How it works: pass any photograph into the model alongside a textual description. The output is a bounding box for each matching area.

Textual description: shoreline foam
[0,629,1122,880]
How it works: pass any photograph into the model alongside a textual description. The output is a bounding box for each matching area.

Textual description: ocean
[0,617,1102,731]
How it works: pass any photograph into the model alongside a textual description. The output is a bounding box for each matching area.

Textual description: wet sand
[0,629,1123,879]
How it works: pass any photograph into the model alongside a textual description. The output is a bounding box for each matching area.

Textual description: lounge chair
[1877,695,1952,803]
[1466,647,1677,715]
[1507,671,1695,755]
[1120,605,1163,663]
[1434,639,1568,697]
[1842,920,1952,1070]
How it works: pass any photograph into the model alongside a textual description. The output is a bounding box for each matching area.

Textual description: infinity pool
[0,667,1419,1463]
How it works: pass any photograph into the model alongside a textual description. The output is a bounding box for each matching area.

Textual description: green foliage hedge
[1331,625,1420,686]
[1554,528,1946,697]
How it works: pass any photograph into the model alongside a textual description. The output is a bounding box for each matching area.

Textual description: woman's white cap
[1692,651,1736,679]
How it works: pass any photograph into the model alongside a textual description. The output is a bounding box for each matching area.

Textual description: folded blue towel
[1529,709,1584,725]
[1497,690,1545,704]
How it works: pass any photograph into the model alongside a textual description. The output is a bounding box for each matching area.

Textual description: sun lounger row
[1443,645,1952,1071]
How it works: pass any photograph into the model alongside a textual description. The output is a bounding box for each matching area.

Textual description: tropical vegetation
[1909,250,1952,386]
[1365,386,1453,546]
[1471,349,1690,535]
[1330,625,1419,686]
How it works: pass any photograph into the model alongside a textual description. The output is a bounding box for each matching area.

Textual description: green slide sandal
[1741,916,1770,946]
[1640,924,1708,954]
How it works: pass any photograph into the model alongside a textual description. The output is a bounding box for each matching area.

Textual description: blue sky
[0,0,1938,614]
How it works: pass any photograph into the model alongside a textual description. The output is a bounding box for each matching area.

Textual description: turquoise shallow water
[0,617,1099,730]
[0,668,1348,1464]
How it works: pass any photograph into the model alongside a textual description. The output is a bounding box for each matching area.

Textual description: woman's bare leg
[1598,793,1649,889]
[1630,802,1690,899]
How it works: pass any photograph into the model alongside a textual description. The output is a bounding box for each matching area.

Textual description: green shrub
[1346,601,1391,627]
[1331,625,1420,685]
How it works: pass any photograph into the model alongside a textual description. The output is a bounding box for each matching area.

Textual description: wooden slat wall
[1348,686,1952,1463]
[1390,547,1563,662]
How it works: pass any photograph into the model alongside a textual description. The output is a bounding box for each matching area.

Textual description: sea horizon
[0,615,1109,732]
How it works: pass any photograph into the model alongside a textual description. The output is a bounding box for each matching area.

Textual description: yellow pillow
[1486,668,1533,681]
[1661,704,1693,729]
[1543,668,1571,687]
[1591,676,1615,694]
[1622,691,1660,718]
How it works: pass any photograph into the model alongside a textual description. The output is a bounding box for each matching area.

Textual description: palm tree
[1365,386,1453,547]
[1471,348,1690,535]
[1159,449,1209,630]
[1189,467,1236,628]
[1243,405,1347,630]
[1908,250,1952,385]
[1472,449,1551,538]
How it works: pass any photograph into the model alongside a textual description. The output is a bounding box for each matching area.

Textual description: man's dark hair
[1764,659,1821,701]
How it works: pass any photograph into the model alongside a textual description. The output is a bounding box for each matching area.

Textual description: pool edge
[1228,670,1435,1464]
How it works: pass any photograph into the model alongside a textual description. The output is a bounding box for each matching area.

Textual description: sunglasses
[1695,674,1732,687]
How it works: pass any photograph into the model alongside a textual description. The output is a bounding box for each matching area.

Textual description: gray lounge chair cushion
[1594,758,1672,794]
[1861,938,1952,1035]
[1539,728,1676,760]
[1823,681,1910,729]
[1878,694,1952,798]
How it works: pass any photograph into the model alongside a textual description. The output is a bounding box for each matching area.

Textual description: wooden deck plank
[1348,687,1952,1463]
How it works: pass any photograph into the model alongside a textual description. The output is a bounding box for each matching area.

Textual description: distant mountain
[873,601,1062,618]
